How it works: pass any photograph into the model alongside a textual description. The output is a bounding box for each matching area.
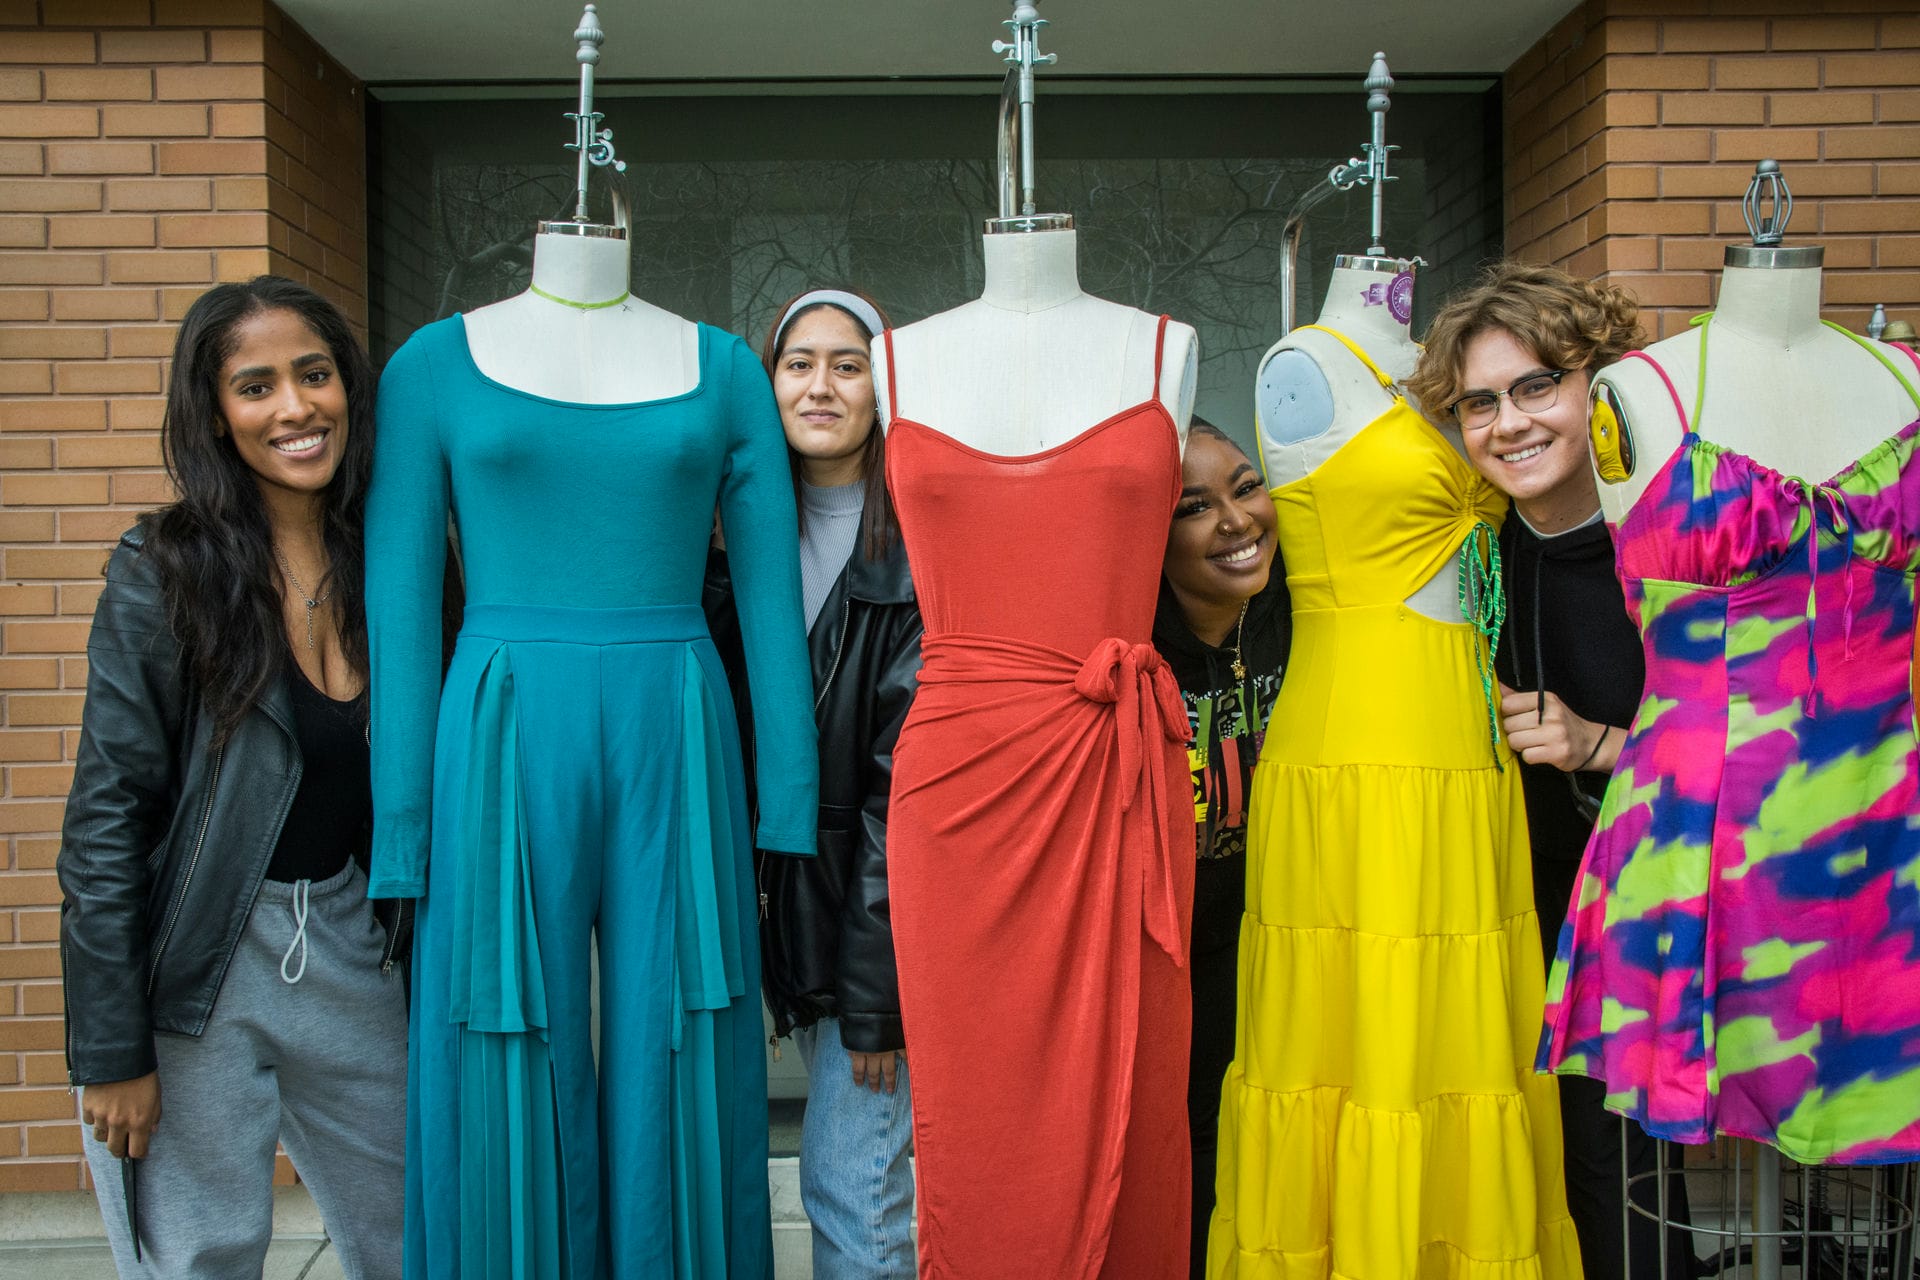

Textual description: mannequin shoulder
[1256,346,1335,445]
[1157,318,1198,441]
[1591,335,1694,438]
[1255,327,1411,445]
[1590,341,1690,519]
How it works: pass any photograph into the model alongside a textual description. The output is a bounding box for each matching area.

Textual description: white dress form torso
[1593,262,1920,524]
[873,229,1196,456]
[1255,260,1463,620]
[462,230,700,405]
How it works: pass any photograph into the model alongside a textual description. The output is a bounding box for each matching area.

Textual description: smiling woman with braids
[1410,260,1695,1280]
[1150,418,1289,1279]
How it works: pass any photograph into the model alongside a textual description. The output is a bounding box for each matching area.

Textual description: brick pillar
[0,0,365,1193]
[1504,1,1920,337]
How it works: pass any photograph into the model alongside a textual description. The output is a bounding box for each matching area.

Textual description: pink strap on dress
[1620,350,1690,434]
[1892,340,1920,375]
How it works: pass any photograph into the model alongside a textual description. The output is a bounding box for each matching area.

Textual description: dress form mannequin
[463,224,699,405]
[873,227,1197,454]
[1256,256,1463,619]
[1594,257,1920,523]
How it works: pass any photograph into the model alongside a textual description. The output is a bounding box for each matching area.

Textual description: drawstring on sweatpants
[281,878,311,985]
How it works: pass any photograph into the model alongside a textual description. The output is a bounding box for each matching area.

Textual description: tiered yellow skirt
[1207,603,1583,1280]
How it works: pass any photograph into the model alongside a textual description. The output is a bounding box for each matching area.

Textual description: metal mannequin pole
[562,4,626,225]
[1362,52,1393,256]
[1277,51,1401,333]
[986,2,1069,235]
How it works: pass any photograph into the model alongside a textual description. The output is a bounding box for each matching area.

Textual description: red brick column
[0,0,364,1193]
[1504,1,1920,337]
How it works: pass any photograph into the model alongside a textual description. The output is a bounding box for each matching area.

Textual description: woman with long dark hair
[706,286,922,1278]
[59,276,409,1278]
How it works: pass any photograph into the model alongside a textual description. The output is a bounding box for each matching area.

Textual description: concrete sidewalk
[0,1161,818,1277]
[0,1187,345,1279]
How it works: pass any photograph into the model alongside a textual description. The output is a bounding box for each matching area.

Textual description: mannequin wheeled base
[1623,1125,1919,1280]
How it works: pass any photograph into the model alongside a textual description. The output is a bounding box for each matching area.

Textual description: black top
[1151,567,1292,958]
[703,533,923,1055]
[1495,513,1644,950]
[265,663,371,884]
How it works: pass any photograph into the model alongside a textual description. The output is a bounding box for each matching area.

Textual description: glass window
[370,86,1501,449]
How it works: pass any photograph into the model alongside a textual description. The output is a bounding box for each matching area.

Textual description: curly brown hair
[1407,261,1645,426]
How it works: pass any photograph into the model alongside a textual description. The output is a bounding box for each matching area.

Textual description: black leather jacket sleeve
[58,537,186,1085]
[834,605,921,1055]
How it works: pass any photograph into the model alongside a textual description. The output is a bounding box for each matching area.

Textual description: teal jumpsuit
[366,316,817,1278]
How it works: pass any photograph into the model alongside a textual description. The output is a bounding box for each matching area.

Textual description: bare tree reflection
[407,152,1481,442]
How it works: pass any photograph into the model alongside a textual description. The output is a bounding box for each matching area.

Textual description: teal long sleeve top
[364,315,818,898]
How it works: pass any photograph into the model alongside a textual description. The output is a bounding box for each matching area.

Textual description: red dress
[883,317,1194,1279]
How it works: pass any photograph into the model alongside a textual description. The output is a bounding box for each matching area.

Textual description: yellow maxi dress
[1208,327,1583,1280]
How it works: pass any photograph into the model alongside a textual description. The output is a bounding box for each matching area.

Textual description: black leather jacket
[58,527,410,1087]
[704,532,921,1055]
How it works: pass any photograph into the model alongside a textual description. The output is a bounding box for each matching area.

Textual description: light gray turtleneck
[799,479,863,629]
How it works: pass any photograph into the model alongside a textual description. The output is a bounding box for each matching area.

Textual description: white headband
[774,289,886,349]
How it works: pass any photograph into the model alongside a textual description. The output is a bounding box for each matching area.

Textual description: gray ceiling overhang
[280,0,1577,87]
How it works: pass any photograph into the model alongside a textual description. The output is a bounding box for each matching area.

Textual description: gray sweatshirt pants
[83,860,407,1279]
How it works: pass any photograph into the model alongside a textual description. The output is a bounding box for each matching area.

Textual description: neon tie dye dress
[1538,317,1920,1166]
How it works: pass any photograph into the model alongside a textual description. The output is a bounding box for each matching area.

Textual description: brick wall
[0,0,364,1193]
[1504,0,1920,337]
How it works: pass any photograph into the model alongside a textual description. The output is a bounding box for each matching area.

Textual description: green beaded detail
[1457,520,1508,771]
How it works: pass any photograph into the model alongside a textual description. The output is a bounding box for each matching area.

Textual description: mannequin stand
[1622,1128,1919,1279]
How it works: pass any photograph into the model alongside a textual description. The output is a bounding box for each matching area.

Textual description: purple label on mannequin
[1359,282,1389,307]
[1388,271,1414,324]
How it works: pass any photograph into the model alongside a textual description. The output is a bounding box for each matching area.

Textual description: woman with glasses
[1409,261,1694,1280]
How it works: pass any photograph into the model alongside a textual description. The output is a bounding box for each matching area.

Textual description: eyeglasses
[1447,369,1571,431]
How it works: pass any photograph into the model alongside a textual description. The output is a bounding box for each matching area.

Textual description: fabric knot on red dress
[1075,636,1191,963]
[1073,640,1190,780]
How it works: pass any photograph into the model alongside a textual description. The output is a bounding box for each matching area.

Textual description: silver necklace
[273,545,332,651]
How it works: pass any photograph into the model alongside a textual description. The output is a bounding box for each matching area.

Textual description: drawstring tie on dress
[1785,477,1856,719]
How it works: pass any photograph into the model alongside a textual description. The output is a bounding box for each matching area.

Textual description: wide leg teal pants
[403,603,772,1279]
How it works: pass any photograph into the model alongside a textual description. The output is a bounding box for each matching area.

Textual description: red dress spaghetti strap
[883,316,1194,1279]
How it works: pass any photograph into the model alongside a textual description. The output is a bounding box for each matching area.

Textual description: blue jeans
[792,1018,916,1279]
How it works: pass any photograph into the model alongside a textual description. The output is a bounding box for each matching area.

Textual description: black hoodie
[1151,569,1291,956]
[1495,512,1644,951]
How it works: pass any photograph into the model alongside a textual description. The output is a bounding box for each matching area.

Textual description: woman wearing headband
[705,287,921,1279]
